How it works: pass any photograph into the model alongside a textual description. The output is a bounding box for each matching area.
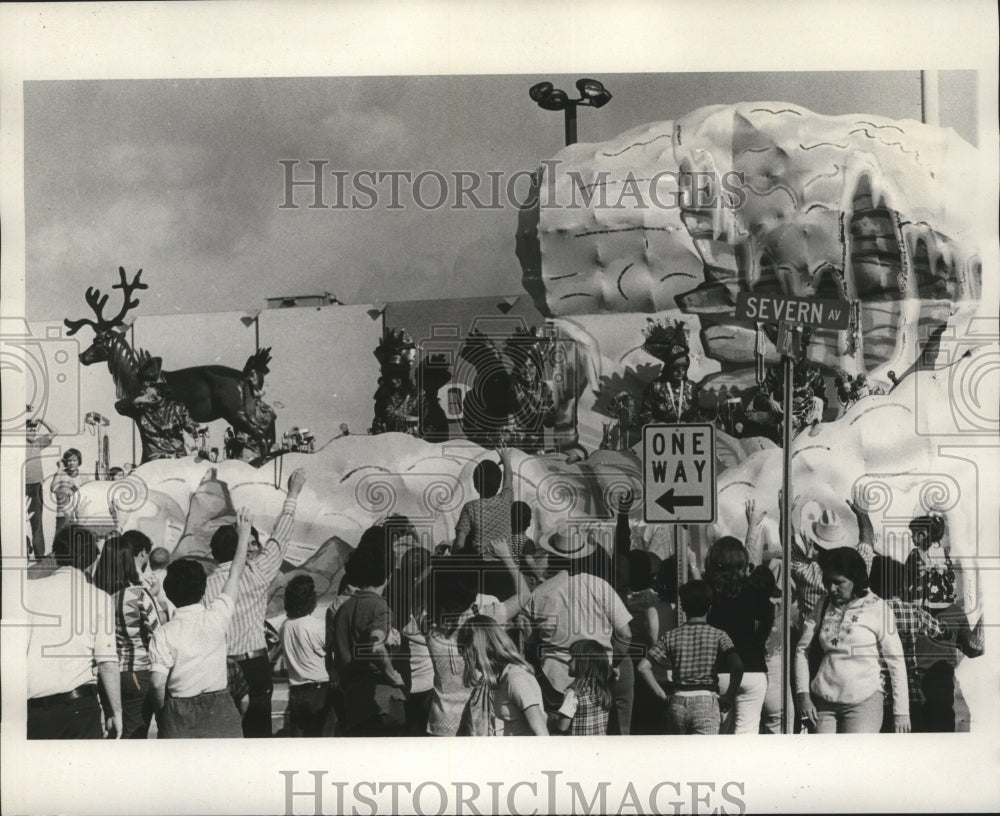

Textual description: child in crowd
[457,615,547,736]
[280,574,334,737]
[453,444,516,598]
[453,445,514,558]
[637,580,743,734]
[149,507,254,738]
[148,546,173,619]
[553,639,614,735]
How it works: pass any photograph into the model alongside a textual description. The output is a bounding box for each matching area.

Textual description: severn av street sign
[643,424,716,524]
[735,292,850,330]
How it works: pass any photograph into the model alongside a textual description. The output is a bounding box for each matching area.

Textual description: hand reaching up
[236,507,255,545]
[287,467,307,497]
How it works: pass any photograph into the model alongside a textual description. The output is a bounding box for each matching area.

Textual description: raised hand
[287,467,307,496]
[236,506,255,543]
[745,497,766,527]
[486,537,513,561]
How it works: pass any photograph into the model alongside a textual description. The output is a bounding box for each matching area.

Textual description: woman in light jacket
[795,547,910,733]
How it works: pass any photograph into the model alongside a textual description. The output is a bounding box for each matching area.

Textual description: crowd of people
[24,446,983,740]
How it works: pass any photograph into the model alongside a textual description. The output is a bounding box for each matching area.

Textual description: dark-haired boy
[149,508,255,738]
[637,579,743,734]
[280,574,333,736]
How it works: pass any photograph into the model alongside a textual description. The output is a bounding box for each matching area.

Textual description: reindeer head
[64,268,147,364]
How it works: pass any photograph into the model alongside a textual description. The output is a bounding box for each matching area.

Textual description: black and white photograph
[2,2,998,814]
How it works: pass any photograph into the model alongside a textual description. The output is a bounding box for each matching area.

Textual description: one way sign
[643,424,716,524]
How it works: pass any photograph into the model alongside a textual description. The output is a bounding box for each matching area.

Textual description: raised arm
[222,507,253,601]
[256,468,306,580]
[743,498,767,567]
[499,442,514,493]
[847,497,876,567]
[615,491,634,561]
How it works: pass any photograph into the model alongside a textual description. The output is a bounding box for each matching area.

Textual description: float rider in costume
[504,326,556,454]
[115,357,200,464]
[371,329,419,435]
[638,319,704,426]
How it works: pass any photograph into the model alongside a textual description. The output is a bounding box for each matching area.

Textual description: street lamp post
[529,78,612,146]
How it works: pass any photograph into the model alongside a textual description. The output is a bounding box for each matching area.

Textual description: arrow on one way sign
[654,489,705,515]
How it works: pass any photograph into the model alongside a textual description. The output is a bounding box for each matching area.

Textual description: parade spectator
[280,575,333,737]
[795,547,910,733]
[330,540,405,736]
[759,559,795,735]
[386,546,435,735]
[26,527,122,739]
[149,508,254,738]
[904,514,956,610]
[458,615,547,736]
[50,448,90,535]
[869,554,984,732]
[423,552,522,737]
[385,513,421,563]
[148,546,173,618]
[624,549,660,734]
[516,501,549,589]
[625,550,660,650]
[425,563,481,736]
[120,529,168,611]
[517,524,632,730]
[203,467,306,737]
[553,639,614,735]
[93,534,163,738]
[25,410,57,559]
[703,533,774,734]
[637,579,742,735]
[454,447,513,556]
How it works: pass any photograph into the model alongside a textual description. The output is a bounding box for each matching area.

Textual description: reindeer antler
[64,267,148,336]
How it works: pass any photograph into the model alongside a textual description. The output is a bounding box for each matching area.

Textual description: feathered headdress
[642,318,689,365]
[374,328,416,372]
[504,325,548,371]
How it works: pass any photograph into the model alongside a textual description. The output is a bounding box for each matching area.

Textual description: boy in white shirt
[279,575,333,736]
[149,508,253,738]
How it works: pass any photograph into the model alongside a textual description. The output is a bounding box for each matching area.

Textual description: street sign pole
[733,293,849,734]
[781,352,794,734]
[676,525,685,626]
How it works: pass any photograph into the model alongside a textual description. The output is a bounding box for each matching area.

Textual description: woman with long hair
[703,535,775,734]
[93,533,163,738]
[795,547,910,733]
[457,615,547,736]
[553,639,614,735]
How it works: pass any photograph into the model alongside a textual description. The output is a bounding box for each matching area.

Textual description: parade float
[55,103,990,642]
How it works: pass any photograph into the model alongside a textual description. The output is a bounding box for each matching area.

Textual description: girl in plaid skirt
[554,639,613,735]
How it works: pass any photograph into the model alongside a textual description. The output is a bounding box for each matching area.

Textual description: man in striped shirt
[203,467,306,737]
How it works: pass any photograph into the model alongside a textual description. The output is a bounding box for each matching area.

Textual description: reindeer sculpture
[65,268,276,462]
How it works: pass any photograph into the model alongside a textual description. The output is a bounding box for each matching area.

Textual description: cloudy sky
[24,70,977,322]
